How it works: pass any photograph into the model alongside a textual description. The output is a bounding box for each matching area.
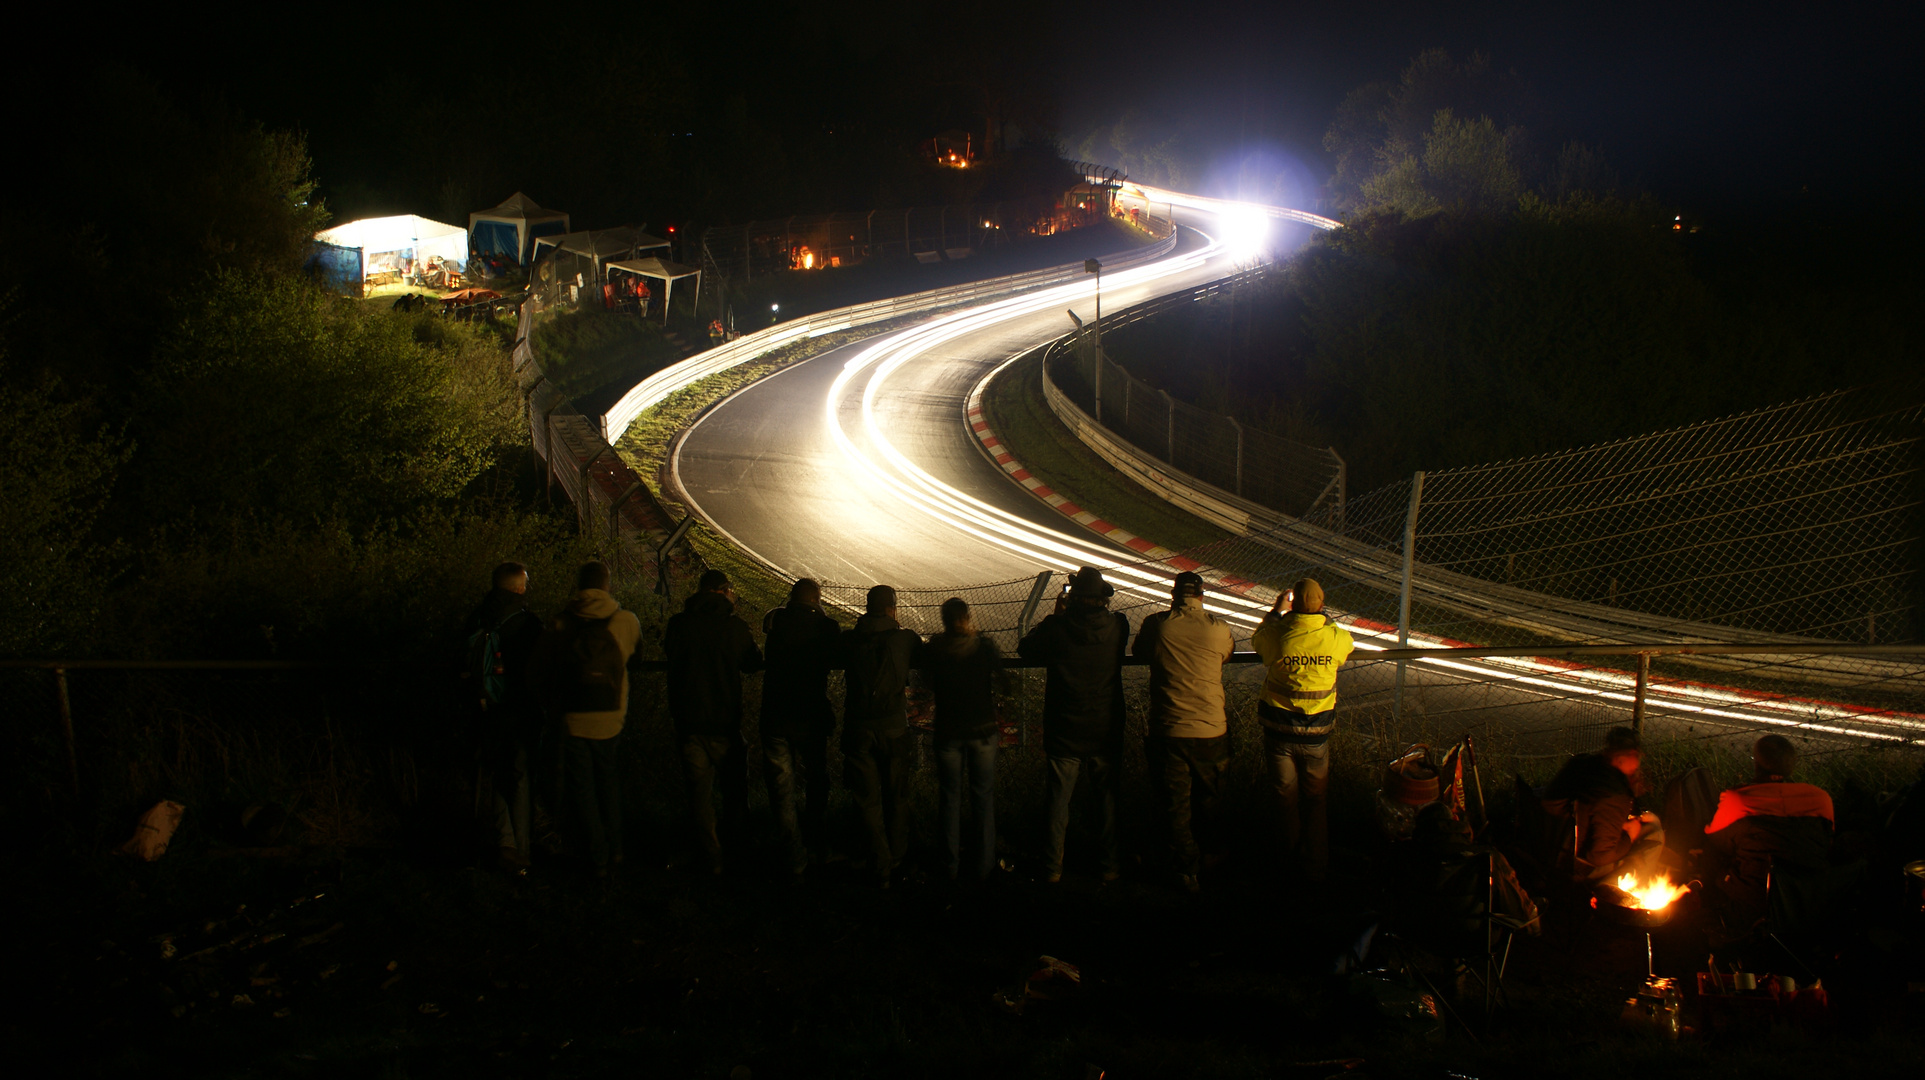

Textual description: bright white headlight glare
[1222,208,1270,258]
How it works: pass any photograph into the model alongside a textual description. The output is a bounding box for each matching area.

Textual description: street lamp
[1084,259,1102,422]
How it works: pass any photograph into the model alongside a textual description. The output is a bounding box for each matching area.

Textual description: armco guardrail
[604,228,1180,443]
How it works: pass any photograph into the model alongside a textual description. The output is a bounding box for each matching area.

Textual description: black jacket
[1541,753,1637,878]
[1017,603,1130,757]
[760,601,841,738]
[460,588,544,731]
[664,591,763,739]
[919,631,1005,742]
[841,613,921,740]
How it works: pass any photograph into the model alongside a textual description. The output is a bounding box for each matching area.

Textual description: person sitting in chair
[1540,727,1664,883]
[1703,734,1834,933]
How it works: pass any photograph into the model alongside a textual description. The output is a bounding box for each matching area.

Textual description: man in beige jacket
[1133,571,1236,892]
[537,562,642,877]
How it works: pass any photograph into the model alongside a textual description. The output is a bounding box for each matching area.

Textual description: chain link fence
[699,196,1090,283]
[1048,266,1349,524]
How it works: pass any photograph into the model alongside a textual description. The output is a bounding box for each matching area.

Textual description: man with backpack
[841,584,922,888]
[460,562,544,871]
[665,569,763,875]
[537,561,642,878]
[1019,566,1131,884]
[760,578,841,877]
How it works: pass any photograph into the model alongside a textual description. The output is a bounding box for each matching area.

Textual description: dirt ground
[20,802,1925,1080]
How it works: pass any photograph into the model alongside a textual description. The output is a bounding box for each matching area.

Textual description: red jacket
[1704,781,1833,835]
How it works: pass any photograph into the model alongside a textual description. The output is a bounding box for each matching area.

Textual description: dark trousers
[1149,734,1228,876]
[479,734,532,855]
[1264,731,1330,880]
[680,733,748,864]
[763,731,829,873]
[560,732,623,871]
[936,735,997,880]
[844,729,912,878]
[1045,753,1119,876]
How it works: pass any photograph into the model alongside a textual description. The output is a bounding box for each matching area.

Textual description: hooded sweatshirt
[1017,602,1130,757]
[841,612,921,740]
[665,590,762,740]
[919,630,1005,742]
[539,589,643,740]
[1133,596,1235,738]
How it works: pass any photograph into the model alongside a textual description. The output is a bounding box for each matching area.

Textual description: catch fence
[1046,266,1349,523]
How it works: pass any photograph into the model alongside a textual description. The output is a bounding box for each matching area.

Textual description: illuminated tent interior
[606,257,701,322]
[311,215,468,291]
[468,192,570,266]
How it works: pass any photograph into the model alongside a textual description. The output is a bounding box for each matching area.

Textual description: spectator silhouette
[536,561,641,877]
[841,584,922,887]
[459,561,544,871]
[1019,567,1130,884]
[1134,571,1235,892]
[921,597,1007,883]
[760,578,841,876]
[665,569,763,875]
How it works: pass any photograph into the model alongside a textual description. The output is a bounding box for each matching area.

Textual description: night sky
[25,0,1920,215]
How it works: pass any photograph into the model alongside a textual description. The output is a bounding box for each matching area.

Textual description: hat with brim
[1069,566,1114,598]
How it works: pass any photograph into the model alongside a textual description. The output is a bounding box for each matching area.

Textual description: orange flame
[1614,870,1685,910]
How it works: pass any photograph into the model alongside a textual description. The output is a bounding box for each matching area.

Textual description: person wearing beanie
[1702,734,1834,930]
[1018,566,1131,883]
[1251,578,1354,882]
[1133,571,1235,892]
[840,584,923,887]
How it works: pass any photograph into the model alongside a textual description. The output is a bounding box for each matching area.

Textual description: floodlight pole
[1085,259,1103,422]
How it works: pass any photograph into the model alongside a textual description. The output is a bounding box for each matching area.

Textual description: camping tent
[312,215,468,289]
[606,257,701,322]
[469,192,570,264]
[530,227,671,292]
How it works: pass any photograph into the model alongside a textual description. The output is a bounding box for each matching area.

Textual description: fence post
[1331,449,1347,532]
[1162,390,1176,463]
[1631,652,1651,736]
[1230,417,1245,496]
[1395,471,1426,723]
[55,667,78,799]
[1123,377,1131,426]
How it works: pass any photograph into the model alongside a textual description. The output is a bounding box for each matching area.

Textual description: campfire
[1595,869,1689,930]
[1614,870,1687,912]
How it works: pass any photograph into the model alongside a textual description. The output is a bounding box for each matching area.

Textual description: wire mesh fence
[698,196,1090,283]
[1047,266,1349,523]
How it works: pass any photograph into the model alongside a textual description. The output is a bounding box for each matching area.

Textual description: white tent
[313,215,468,285]
[469,192,570,264]
[531,226,670,266]
[606,257,701,321]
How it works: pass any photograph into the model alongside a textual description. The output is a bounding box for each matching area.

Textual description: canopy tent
[530,226,672,299]
[606,257,701,322]
[469,192,569,264]
[312,215,467,289]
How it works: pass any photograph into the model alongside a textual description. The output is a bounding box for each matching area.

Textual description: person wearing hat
[1018,566,1132,883]
[1252,578,1354,882]
[840,584,923,887]
[1133,571,1236,892]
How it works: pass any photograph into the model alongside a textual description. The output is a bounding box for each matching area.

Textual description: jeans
[1044,753,1118,876]
[680,733,748,865]
[482,737,532,855]
[1149,734,1228,876]
[560,733,623,871]
[1264,732,1330,880]
[763,732,829,873]
[936,735,997,880]
[844,729,912,878]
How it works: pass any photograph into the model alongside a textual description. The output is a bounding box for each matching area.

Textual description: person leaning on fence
[1133,571,1236,893]
[664,569,764,876]
[1539,727,1664,884]
[760,578,842,877]
[1252,578,1354,884]
[840,585,923,888]
[1018,566,1131,885]
[919,598,1009,884]
[534,561,642,878]
[459,561,545,872]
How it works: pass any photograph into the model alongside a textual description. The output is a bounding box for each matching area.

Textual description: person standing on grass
[536,561,642,878]
[460,561,545,872]
[920,598,1008,883]
[1018,567,1131,884]
[1253,578,1354,884]
[665,569,763,875]
[1133,571,1236,893]
[841,584,922,888]
[760,578,842,877]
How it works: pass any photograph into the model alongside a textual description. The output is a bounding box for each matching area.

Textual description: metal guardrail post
[1231,417,1245,497]
[1395,471,1427,722]
[1162,390,1176,463]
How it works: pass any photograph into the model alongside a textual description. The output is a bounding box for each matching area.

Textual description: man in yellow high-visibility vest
[1252,578,1354,882]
